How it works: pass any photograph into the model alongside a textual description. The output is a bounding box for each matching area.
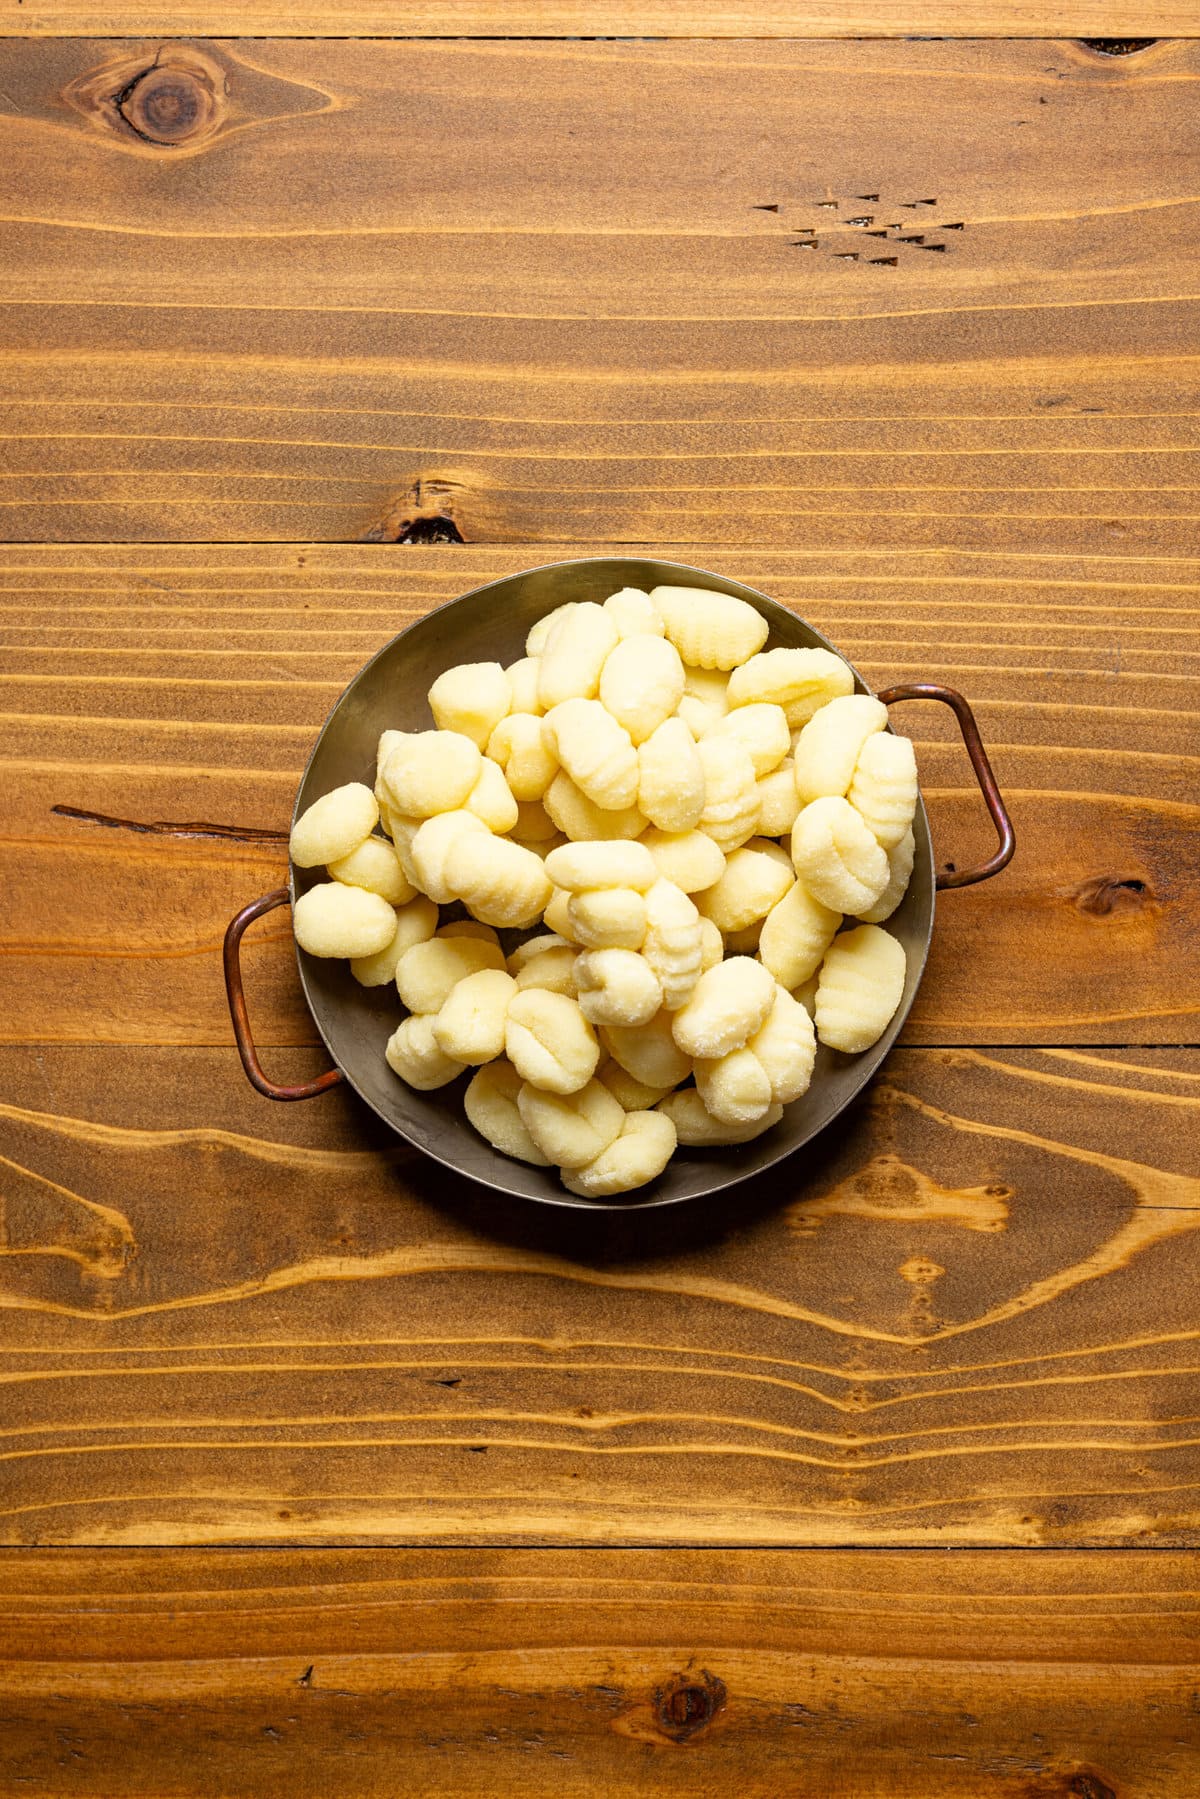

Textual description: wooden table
[1,17,1198,1796]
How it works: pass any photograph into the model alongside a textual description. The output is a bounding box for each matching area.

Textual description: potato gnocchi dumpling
[465,1060,552,1165]
[294,579,922,1195]
[815,923,907,1054]
[291,781,378,869]
[651,585,770,670]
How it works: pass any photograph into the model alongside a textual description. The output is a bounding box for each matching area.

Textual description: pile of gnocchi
[289,583,917,1197]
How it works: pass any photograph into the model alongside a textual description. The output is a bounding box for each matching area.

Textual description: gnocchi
[297,577,926,1195]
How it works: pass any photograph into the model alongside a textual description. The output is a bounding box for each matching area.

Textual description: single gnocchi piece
[443,832,553,929]
[748,985,816,1104]
[755,760,801,836]
[505,656,544,717]
[567,886,647,950]
[859,826,916,924]
[537,602,620,708]
[846,729,919,849]
[697,735,760,854]
[525,603,577,659]
[603,587,664,639]
[791,796,889,916]
[575,948,662,1027]
[726,646,854,726]
[650,585,769,670]
[411,809,490,905]
[290,782,378,869]
[599,634,685,746]
[671,956,775,1059]
[381,730,483,819]
[464,1060,551,1166]
[385,1013,466,1090]
[792,694,889,804]
[328,834,415,907]
[433,967,517,1065]
[815,923,907,1054]
[705,702,790,777]
[697,839,793,935]
[694,1047,774,1127]
[641,878,703,1010]
[428,661,512,749]
[657,1089,783,1147]
[395,932,506,1014]
[561,1109,678,1197]
[697,915,725,973]
[544,839,657,894]
[543,772,646,842]
[350,893,439,987]
[487,713,559,802]
[600,1008,692,1092]
[758,877,841,990]
[505,989,600,1094]
[598,1060,675,1112]
[464,756,520,834]
[543,698,639,812]
[637,717,705,835]
[514,944,579,997]
[293,881,398,959]
[639,827,726,895]
[516,1076,624,1169]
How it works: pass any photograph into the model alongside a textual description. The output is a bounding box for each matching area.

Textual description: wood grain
[0,40,1198,549]
[1,1546,1196,1797]
[0,5,1191,37]
[1,1042,1198,1546]
[2,543,1195,1047]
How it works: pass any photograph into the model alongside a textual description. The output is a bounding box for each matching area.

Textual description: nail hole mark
[467,1444,488,1453]
[397,515,464,545]
[297,1667,314,1687]
[432,1376,462,1387]
[753,203,780,211]
[943,861,957,874]
[1082,37,1156,53]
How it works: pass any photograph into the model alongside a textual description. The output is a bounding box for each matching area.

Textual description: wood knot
[1074,875,1150,917]
[1081,38,1156,54]
[653,1671,726,1741]
[1068,1774,1118,1799]
[117,65,217,146]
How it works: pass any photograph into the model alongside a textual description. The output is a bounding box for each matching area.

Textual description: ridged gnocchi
[296,576,923,1196]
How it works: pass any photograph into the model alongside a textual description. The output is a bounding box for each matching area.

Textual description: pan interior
[292,557,934,1209]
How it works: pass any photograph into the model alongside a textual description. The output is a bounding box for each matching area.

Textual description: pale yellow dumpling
[791,796,889,917]
[385,1014,466,1091]
[443,833,553,930]
[513,944,579,997]
[600,1008,692,1092]
[464,1060,552,1165]
[544,771,647,842]
[758,878,841,990]
[544,839,657,894]
[859,827,916,925]
[656,1089,783,1147]
[567,886,647,951]
[433,967,517,1065]
[537,602,620,708]
[575,948,663,1027]
[487,713,559,802]
[815,924,907,1054]
[464,757,520,833]
[639,827,726,896]
[748,985,816,1104]
[599,634,686,745]
[561,1110,677,1197]
[543,698,639,812]
[349,893,439,987]
[598,1060,676,1112]
[726,646,854,726]
[328,834,415,907]
[792,694,889,804]
[505,656,544,717]
[505,989,600,1094]
[697,839,793,935]
[694,1047,774,1127]
[697,735,760,854]
[517,1077,625,1169]
[381,730,482,820]
[293,881,397,959]
[846,730,919,849]
[395,933,506,1014]
[650,585,769,670]
[705,702,790,778]
[603,587,664,639]
[671,956,775,1059]
[641,878,703,1011]
[427,661,512,749]
[411,809,490,905]
[755,760,801,836]
[290,782,378,869]
[637,717,705,835]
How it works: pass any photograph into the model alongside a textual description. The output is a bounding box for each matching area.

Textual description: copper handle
[876,683,1015,889]
[222,888,344,1101]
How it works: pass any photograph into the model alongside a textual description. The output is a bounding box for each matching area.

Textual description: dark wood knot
[1068,1774,1118,1799]
[654,1670,726,1741]
[116,65,219,145]
[1081,38,1156,54]
[1074,875,1150,917]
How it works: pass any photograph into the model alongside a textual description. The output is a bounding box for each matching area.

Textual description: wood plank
[1,1043,1198,1546]
[0,40,1197,548]
[0,5,1191,40]
[1,543,1196,1048]
[1,1547,1195,1798]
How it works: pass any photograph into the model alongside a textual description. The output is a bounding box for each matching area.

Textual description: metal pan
[224,557,1013,1209]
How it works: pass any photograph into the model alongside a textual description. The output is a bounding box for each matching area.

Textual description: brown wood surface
[0,5,1191,38]
[1,1547,1196,1797]
[1,1041,1198,1547]
[0,39,1197,549]
[3,543,1195,1048]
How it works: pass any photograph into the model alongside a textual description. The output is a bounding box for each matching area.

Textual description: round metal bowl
[225,556,1013,1210]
